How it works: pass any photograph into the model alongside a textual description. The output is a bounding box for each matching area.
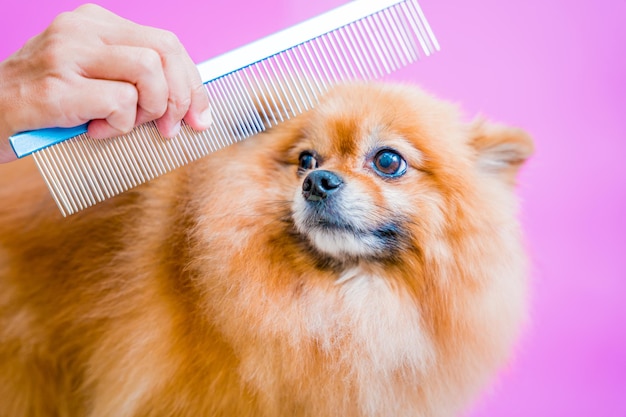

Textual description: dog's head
[268,82,533,268]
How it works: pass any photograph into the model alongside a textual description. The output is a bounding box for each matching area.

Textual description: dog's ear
[469,118,534,185]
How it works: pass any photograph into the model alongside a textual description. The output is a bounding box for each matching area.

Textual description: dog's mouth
[291,170,405,262]
[304,220,402,258]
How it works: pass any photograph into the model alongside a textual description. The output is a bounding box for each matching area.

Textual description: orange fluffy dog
[0,82,533,417]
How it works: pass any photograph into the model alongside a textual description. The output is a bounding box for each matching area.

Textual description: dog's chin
[291,205,403,264]
[308,227,402,263]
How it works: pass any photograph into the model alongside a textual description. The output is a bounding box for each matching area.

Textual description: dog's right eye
[298,151,318,172]
[372,148,407,178]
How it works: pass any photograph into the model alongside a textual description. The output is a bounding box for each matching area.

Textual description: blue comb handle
[9,124,89,158]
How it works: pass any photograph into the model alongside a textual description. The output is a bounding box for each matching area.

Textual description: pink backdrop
[2,0,625,415]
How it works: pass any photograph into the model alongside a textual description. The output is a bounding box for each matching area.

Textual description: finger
[71,79,139,139]
[156,45,214,136]
[182,76,212,132]
[79,45,168,126]
[155,54,192,138]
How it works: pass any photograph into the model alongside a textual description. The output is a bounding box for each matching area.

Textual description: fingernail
[198,106,213,129]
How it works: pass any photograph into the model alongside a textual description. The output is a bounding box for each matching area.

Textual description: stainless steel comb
[9,0,439,216]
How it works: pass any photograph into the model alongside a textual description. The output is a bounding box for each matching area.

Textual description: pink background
[2,0,624,415]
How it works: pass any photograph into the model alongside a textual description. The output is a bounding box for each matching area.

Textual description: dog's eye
[373,149,407,178]
[298,151,318,171]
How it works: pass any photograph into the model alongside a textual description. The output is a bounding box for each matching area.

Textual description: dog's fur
[0,82,533,417]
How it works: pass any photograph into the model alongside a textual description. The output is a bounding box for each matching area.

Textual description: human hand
[0,3,212,163]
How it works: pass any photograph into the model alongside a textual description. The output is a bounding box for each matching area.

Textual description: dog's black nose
[302,170,343,201]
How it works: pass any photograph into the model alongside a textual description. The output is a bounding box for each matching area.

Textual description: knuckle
[141,103,167,122]
[135,49,163,74]
[143,102,167,119]
[48,9,84,34]
[157,30,183,54]
[74,3,102,14]
[116,84,139,109]
[48,11,73,30]
[106,85,139,132]
[167,95,192,118]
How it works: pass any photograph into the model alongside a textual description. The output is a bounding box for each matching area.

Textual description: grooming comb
[9,0,439,216]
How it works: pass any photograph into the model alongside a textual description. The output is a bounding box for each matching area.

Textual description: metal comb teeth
[24,0,438,216]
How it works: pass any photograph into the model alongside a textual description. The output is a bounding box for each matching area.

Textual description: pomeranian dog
[0,82,533,417]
